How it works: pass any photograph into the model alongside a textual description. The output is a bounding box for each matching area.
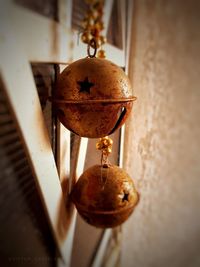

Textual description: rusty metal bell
[70,164,139,228]
[53,57,136,138]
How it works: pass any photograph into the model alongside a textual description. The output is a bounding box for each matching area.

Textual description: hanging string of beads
[81,0,107,58]
[96,136,113,166]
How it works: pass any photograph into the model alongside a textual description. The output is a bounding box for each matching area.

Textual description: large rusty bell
[71,164,139,228]
[53,57,136,138]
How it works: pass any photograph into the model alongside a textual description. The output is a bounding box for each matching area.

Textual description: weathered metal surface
[53,57,136,138]
[71,164,139,228]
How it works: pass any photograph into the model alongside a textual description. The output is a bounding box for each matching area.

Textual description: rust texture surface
[54,57,135,138]
[71,164,139,228]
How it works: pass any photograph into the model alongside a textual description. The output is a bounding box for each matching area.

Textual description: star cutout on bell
[77,77,94,93]
[122,193,129,202]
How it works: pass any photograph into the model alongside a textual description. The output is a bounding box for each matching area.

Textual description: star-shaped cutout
[122,193,129,202]
[77,77,94,94]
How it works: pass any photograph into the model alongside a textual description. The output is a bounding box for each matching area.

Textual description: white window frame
[0,1,133,266]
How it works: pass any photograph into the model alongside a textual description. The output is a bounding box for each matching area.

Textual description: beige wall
[122,1,200,267]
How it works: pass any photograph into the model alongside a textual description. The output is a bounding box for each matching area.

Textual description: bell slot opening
[57,108,65,117]
[109,106,127,135]
[122,192,129,202]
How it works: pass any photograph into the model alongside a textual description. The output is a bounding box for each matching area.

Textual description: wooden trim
[0,47,67,255]
[0,2,89,265]
[120,0,134,168]
[103,0,114,36]
[90,230,112,267]
[120,0,126,55]
[58,0,72,28]
[57,64,70,183]
[125,0,134,76]
[57,64,89,267]
[3,2,72,64]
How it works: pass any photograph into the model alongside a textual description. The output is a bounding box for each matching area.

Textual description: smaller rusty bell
[53,57,136,138]
[70,164,139,228]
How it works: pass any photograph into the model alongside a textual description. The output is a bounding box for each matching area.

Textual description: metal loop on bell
[87,38,97,58]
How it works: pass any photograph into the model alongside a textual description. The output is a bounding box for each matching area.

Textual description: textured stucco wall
[122,1,200,267]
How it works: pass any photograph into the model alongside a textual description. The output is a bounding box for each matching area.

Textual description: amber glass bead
[97,49,106,58]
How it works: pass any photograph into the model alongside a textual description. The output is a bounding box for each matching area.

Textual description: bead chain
[81,0,106,58]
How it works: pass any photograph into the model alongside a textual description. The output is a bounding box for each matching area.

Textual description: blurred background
[0,1,200,267]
